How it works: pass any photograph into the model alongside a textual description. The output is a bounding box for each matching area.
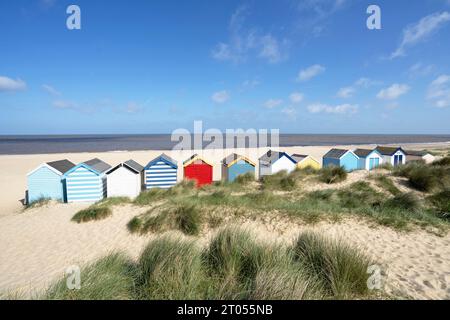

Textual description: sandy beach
[0,142,449,299]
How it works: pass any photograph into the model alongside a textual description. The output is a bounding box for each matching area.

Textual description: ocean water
[0,134,449,155]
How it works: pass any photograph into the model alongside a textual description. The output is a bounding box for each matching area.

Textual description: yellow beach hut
[291,154,321,170]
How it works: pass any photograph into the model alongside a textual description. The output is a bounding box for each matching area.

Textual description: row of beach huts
[26,146,434,204]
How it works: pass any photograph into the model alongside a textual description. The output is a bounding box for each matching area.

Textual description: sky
[1,0,450,134]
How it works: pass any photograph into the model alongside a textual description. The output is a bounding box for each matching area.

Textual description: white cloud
[336,77,381,99]
[336,86,355,98]
[391,11,450,59]
[52,100,76,109]
[281,107,297,120]
[408,63,435,78]
[212,5,289,64]
[307,103,358,114]
[427,74,450,108]
[377,84,410,100]
[354,77,381,88]
[124,102,143,114]
[0,76,26,92]
[242,79,260,89]
[211,90,230,104]
[42,84,61,96]
[259,34,287,64]
[289,92,304,104]
[295,0,347,37]
[264,99,283,109]
[297,64,325,82]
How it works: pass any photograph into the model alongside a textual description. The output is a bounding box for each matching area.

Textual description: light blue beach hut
[221,153,256,182]
[322,149,359,172]
[354,149,383,171]
[144,154,178,189]
[27,160,75,204]
[64,158,111,202]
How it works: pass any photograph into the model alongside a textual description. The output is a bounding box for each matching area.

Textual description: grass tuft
[383,193,420,211]
[319,166,347,184]
[233,172,255,185]
[292,231,372,298]
[127,217,143,234]
[45,253,137,300]
[137,236,205,299]
[71,206,112,223]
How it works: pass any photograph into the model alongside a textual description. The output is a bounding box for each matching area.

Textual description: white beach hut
[375,146,406,166]
[106,160,144,198]
[258,150,297,178]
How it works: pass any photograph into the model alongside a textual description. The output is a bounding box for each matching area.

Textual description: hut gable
[323,148,349,159]
[375,146,406,166]
[46,160,75,175]
[292,154,321,170]
[222,153,256,167]
[353,149,374,158]
[258,150,297,177]
[27,160,73,203]
[323,149,359,172]
[107,160,144,198]
[64,159,110,202]
[183,154,213,186]
[145,154,178,189]
[222,153,256,182]
[84,158,112,174]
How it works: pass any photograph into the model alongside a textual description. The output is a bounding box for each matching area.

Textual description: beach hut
[375,146,406,166]
[107,160,144,198]
[64,158,111,202]
[258,150,297,177]
[221,153,256,182]
[404,150,436,164]
[144,154,178,189]
[354,149,383,171]
[291,154,321,170]
[27,159,75,203]
[322,149,359,172]
[183,154,213,187]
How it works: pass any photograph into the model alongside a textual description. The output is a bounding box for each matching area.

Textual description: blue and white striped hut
[27,159,75,204]
[64,158,112,202]
[144,153,178,189]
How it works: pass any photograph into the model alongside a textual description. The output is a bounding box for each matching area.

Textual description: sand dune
[0,202,449,299]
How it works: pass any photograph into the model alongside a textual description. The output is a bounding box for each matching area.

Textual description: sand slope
[0,203,448,299]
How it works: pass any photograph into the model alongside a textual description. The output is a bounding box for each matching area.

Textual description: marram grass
[42,228,376,300]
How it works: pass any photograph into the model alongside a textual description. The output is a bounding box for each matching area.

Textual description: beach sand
[0,142,449,299]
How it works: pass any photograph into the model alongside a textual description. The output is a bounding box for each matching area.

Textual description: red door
[184,164,212,187]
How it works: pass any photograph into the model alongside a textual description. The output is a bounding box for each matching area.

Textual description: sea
[0,134,449,155]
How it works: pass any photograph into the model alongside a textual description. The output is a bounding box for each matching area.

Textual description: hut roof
[84,158,112,174]
[353,149,374,158]
[291,154,308,163]
[375,146,405,156]
[146,153,178,168]
[124,159,144,172]
[404,150,428,156]
[183,154,212,167]
[222,153,256,167]
[259,150,296,165]
[107,160,144,175]
[323,149,349,159]
[46,159,75,175]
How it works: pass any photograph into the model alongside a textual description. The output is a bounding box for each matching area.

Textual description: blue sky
[1,0,450,134]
